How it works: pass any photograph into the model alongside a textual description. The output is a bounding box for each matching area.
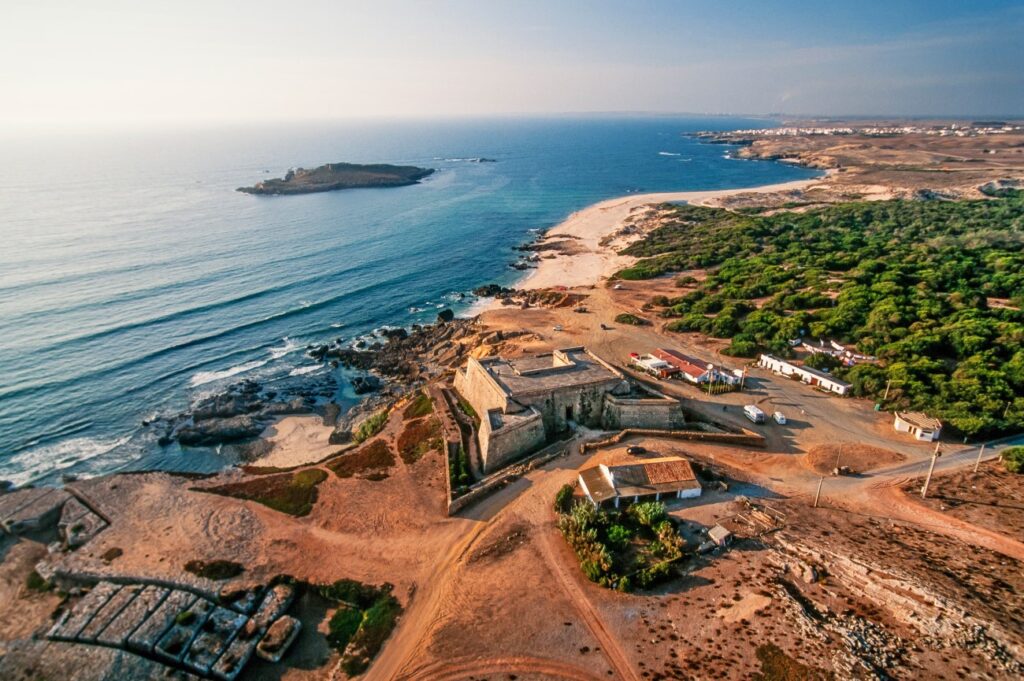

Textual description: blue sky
[2,1,1022,127]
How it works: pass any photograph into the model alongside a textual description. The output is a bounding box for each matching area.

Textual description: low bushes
[353,410,389,444]
[449,444,471,496]
[1002,446,1024,474]
[25,570,51,592]
[614,313,649,326]
[202,468,328,516]
[456,396,479,424]
[397,417,442,465]
[317,579,402,676]
[553,483,574,513]
[402,391,434,419]
[184,559,245,580]
[555,497,685,592]
[328,439,395,479]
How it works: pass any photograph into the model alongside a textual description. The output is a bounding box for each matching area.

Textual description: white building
[758,354,851,396]
[578,456,702,508]
[893,412,942,441]
[654,348,740,386]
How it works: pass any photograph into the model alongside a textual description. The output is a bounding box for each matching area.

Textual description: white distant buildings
[893,412,942,441]
[724,123,1021,138]
[758,354,851,396]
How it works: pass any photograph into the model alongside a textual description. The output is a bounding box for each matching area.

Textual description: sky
[2,0,1023,129]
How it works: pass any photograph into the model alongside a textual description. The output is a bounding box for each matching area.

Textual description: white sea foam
[658,151,682,156]
[269,337,301,360]
[288,364,322,377]
[330,322,345,328]
[5,435,132,487]
[189,359,268,387]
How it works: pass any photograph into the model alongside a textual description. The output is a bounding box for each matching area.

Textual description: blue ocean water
[0,117,818,485]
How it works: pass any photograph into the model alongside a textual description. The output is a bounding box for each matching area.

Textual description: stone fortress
[454,347,686,472]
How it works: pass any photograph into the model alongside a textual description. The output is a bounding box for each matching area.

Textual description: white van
[744,405,766,424]
[773,411,787,425]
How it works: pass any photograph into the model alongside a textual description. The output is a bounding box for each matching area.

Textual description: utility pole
[921,441,942,499]
[973,444,986,474]
[813,476,824,508]
[883,378,892,402]
[835,443,843,473]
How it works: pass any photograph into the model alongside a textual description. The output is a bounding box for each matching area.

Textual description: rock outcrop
[237,162,433,195]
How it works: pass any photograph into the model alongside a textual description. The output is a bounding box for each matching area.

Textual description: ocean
[0,116,819,486]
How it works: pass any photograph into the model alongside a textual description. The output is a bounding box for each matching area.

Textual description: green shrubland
[555,497,684,592]
[619,196,1024,437]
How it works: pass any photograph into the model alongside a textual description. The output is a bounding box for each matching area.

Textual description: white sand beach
[517,176,827,291]
[250,415,338,468]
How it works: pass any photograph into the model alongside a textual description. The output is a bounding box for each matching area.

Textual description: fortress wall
[479,410,546,473]
[453,359,509,417]
[518,380,620,433]
[602,395,688,431]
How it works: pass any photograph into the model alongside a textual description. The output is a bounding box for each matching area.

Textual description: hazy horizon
[3,0,1023,130]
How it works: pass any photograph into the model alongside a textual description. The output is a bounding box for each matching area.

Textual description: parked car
[553,325,563,331]
[626,445,646,455]
[773,411,787,425]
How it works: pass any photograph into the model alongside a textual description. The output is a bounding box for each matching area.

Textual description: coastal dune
[518,177,826,290]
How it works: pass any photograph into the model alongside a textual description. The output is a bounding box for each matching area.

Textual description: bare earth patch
[900,459,1024,538]
[805,444,905,475]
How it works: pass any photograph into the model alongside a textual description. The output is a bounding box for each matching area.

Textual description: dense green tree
[618,195,1024,437]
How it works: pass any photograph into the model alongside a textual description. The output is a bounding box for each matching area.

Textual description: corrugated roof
[579,466,616,503]
[641,457,698,484]
[895,411,942,431]
[610,457,701,497]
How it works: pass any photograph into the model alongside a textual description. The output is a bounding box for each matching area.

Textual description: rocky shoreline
[138,309,479,457]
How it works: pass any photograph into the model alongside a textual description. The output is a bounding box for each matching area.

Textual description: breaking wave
[5,435,133,487]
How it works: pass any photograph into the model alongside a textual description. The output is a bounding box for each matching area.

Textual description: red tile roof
[653,348,710,379]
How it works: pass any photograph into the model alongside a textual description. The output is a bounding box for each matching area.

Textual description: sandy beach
[515,176,827,291]
[249,414,338,468]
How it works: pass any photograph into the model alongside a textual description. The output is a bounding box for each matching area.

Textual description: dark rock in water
[472,283,511,297]
[381,327,408,342]
[351,375,382,395]
[323,402,341,427]
[308,344,330,361]
[436,309,455,324]
[177,415,264,446]
[191,392,265,421]
[0,480,14,494]
[260,397,309,416]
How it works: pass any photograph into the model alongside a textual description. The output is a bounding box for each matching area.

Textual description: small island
[237,162,434,195]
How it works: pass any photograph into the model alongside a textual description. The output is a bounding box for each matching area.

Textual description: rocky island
[237,162,434,195]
